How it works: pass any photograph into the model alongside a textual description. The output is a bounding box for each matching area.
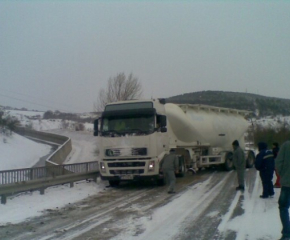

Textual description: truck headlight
[100,162,106,173]
[148,161,155,172]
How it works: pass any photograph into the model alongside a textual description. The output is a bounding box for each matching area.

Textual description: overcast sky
[1,1,290,113]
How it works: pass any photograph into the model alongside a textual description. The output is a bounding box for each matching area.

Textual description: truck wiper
[101,130,121,136]
[125,128,146,134]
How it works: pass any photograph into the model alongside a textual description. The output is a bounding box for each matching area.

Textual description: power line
[0,93,77,112]
[0,89,78,110]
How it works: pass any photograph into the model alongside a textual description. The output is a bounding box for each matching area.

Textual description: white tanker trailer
[94,99,255,186]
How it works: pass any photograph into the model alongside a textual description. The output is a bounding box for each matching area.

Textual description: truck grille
[108,162,146,167]
[105,148,147,157]
[109,170,144,174]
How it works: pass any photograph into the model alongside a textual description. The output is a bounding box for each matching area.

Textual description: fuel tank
[164,103,250,150]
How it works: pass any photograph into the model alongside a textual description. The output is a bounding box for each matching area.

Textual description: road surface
[0,167,260,240]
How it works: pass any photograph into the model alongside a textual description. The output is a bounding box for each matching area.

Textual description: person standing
[255,142,275,198]
[232,140,246,191]
[276,140,290,240]
[273,142,281,188]
[160,149,179,194]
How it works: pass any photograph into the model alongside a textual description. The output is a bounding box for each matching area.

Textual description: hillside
[166,91,290,117]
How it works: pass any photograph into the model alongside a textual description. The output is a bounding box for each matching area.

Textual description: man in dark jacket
[160,149,179,194]
[276,140,290,240]
[255,142,275,198]
[232,140,246,191]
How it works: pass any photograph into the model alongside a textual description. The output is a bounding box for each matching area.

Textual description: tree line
[166,91,290,117]
[252,122,290,148]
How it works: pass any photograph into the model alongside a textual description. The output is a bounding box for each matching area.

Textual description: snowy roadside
[0,134,52,171]
[0,178,106,225]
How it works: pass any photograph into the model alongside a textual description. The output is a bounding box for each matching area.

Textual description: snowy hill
[252,115,290,130]
[4,109,94,132]
[166,90,290,117]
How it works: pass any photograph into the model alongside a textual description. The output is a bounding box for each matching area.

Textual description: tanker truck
[93,98,255,186]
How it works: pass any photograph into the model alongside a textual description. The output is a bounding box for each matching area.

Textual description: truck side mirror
[93,119,99,136]
[161,127,167,133]
[160,115,167,127]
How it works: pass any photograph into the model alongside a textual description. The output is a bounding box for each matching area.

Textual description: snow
[112,173,282,240]
[218,174,281,240]
[252,115,290,130]
[1,180,106,225]
[5,109,94,132]
[0,109,286,239]
[0,110,100,226]
[0,133,51,170]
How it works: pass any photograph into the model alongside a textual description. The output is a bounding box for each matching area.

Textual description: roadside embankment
[15,127,72,166]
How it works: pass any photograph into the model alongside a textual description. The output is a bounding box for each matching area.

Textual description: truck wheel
[156,178,166,186]
[109,180,120,187]
[177,157,185,177]
[246,151,255,168]
[224,152,234,171]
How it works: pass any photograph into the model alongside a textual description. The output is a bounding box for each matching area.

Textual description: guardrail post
[30,169,33,180]
[1,195,7,204]
[40,188,45,195]
[70,182,74,188]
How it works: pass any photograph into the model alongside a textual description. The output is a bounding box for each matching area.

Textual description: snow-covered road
[0,167,282,240]
[47,129,98,164]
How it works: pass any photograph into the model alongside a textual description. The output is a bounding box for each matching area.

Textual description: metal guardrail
[0,161,99,204]
[0,161,98,185]
[0,128,99,204]
[0,171,99,204]
[14,126,73,166]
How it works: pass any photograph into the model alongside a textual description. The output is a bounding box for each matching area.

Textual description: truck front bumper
[100,174,163,182]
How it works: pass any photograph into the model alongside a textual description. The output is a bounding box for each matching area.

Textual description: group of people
[232,139,290,240]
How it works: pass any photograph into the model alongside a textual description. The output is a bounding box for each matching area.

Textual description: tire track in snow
[217,170,279,240]
[113,171,233,240]
[217,171,260,239]
[28,188,155,240]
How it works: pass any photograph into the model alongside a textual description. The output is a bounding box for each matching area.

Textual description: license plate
[120,174,133,180]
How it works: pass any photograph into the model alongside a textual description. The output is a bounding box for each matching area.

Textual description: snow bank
[0,133,51,170]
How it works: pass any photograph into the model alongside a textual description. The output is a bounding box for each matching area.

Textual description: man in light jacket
[232,140,246,191]
[160,149,179,194]
[276,140,290,240]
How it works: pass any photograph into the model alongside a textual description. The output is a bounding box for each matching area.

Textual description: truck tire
[177,156,185,177]
[246,151,255,168]
[109,180,120,187]
[156,178,166,186]
[224,152,234,171]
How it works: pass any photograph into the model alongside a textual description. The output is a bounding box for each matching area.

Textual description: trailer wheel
[177,156,185,177]
[109,180,120,187]
[246,151,255,168]
[224,152,234,171]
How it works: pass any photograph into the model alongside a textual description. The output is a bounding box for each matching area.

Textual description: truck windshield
[101,115,155,136]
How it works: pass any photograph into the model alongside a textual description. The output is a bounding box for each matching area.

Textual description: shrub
[253,124,290,148]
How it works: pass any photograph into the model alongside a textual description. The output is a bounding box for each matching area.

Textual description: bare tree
[95,73,143,111]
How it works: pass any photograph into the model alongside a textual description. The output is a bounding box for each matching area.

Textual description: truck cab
[94,99,169,186]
